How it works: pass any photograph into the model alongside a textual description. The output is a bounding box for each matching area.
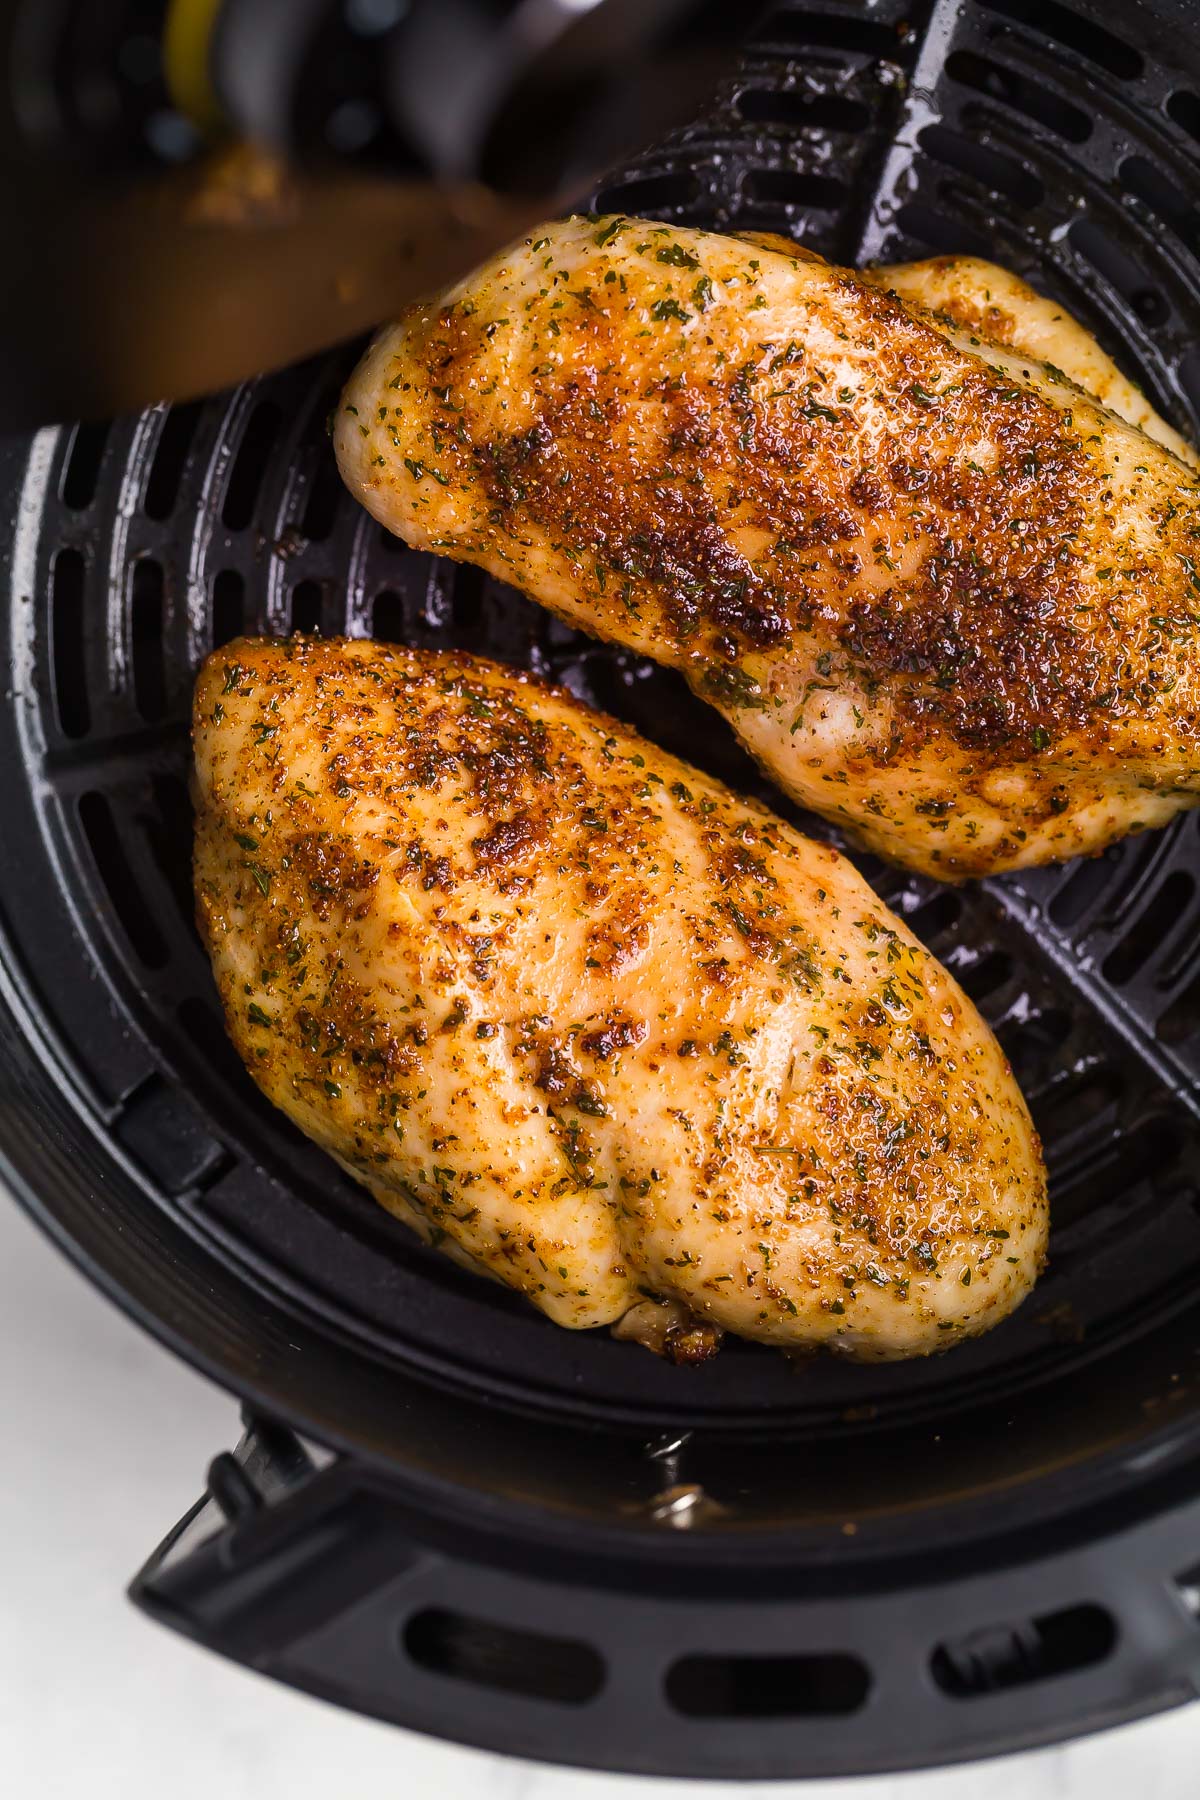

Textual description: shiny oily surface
[336,215,1200,881]
[193,635,1046,1361]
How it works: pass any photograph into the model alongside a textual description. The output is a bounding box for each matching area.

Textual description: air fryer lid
[5,0,1200,1778]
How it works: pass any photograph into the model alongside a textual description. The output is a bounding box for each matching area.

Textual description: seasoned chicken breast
[336,215,1200,880]
[194,636,1046,1361]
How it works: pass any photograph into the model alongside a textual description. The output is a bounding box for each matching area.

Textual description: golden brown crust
[194,635,1047,1358]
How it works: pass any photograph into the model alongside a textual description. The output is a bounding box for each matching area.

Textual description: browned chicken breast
[194,636,1046,1361]
[336,215,1200,880]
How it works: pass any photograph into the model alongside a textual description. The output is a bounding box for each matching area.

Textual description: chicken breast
[336,215,1200,880]
[194,635,1046,1361]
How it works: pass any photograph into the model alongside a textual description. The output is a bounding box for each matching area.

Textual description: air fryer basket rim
[6,0,1200,1773]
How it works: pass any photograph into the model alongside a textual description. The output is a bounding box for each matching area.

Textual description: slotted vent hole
[372,588,407,641]
[757,10,906,57]
[145,773,196,937]
[290,580,324,634]
[892,202,994,258]
[403,1608,604,1705]
[930,1604,1115,1698]
[79,791,168,969]
[1167,89,1200,146]
[741,169,849,211]
[300,452,345,542]
[946,50,1092,141]
[60,421,110,510]
[51,547,89,738]
[129,557,167,723]
[917,123,1045,208]
[903,887,962,947]
[593,170,699,215]
[1050,1116,1181,1232]
[736,89,871,132]
[222,400,284,531]
[1157,966,1200,1046]
[1091,833,1173,935]
[1120,155,1200,249]
[972,0,1143,79]
[144,402,203,520]
[1048,848,1124,929]
[666,1652,870,1718]
[996,1007,1072,1080]
[1102,871,1195,987]
[948,948,1013,1005]
[211,569,245,648]
[1069,218,1170,327]
[1033,1066,1120,1144]
[450,565,487,644]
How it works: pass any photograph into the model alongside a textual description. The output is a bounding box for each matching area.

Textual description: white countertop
[2,1192,1197,1800]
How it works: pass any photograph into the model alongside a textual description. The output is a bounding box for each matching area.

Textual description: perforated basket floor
[5,0,1200,1447]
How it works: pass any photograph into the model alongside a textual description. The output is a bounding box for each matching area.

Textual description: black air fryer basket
[6,0,1200,1779]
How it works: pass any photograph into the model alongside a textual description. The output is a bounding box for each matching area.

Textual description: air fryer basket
[5,0,1200,1778]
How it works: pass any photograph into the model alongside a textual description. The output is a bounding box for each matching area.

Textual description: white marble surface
[2,1192,1197,1800]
